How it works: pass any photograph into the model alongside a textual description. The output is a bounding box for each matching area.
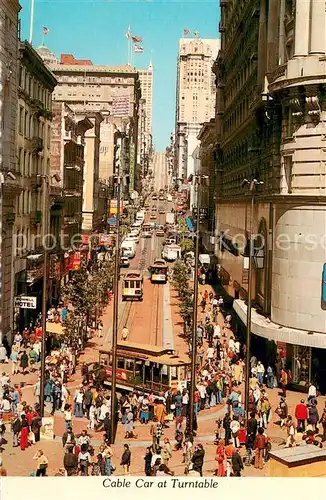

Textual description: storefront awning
[233,299,326,349]
[46,322,64,335]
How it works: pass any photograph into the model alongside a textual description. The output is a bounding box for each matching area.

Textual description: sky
[20,0,220,151]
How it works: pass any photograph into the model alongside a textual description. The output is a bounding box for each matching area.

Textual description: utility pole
[243,178,263,417]
[39,174,49,418]
[110,132,124,443]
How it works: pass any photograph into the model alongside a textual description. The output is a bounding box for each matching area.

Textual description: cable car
[150,259,168,283]
[122,271,144,301]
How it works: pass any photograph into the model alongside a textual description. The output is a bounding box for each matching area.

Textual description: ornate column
[309,0,325,54]
[294,0,311,57]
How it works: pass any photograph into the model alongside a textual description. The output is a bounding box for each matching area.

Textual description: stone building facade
[0,0,21,342]
[211,0,326,392]
[13,41,57,329]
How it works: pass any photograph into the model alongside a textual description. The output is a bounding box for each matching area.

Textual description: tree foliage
[180,239,194,255]
[172,260,193,334]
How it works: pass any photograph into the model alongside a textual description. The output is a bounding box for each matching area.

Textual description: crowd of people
[0,283,325,477]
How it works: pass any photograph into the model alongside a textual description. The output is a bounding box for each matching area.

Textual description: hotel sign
[14,295,37,309]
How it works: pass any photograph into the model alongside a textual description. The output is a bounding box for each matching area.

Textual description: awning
[233,299,326,349]
[46,322,64,335]
[186,217,194,232]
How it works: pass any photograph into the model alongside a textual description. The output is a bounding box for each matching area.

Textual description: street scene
[1,0,326,480]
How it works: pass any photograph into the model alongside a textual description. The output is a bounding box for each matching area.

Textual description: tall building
[14,41,57,330]
[138,62,153,154]
[36,49,141,194]
[175,37,220,186]
[0,0,22,342]
[212,0,326,392]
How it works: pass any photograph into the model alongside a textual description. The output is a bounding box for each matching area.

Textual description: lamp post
[110,129,126,444]
[39,174,49,418]
[242,178,263,418]
[188,173,208,437]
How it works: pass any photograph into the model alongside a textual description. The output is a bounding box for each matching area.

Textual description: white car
[125,233,139,243]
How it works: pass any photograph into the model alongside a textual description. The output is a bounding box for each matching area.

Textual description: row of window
[18,106,51,144]
[19,65,52,111]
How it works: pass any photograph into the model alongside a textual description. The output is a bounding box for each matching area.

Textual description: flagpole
[29,0,35,44]
[41,33,45,46]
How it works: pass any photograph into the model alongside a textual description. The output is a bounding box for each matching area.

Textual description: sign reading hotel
[14,295,37,309]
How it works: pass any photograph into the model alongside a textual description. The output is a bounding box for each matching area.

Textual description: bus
[150,259,168,283]
[98,343,190,394]
[122,271,144,301]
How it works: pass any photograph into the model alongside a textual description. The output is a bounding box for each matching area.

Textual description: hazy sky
[20,0,219,151]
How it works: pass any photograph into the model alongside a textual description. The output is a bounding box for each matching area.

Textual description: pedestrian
[120,443,131,474]
[31,413,42,443]
[308,404,319,432]
[20,414,29,451]
[10,349,19,375]
[191,443,205,476]
[254,427,266,469]
[20,351,29,375]
[74,386,84,418]
[231,448,243,476]
[11,413,21,447]
[144,447,153,476]
[280,369,288,397]
[64,404,73,431]
[78,443,91,476]
[215,439,225,477]
[285,416,296,448]
[81,363,89,385]
[295,399,308,431]
[161,438,172,465]
[121,325,129,341]
[64,445,78,476]
[33,450,48,476]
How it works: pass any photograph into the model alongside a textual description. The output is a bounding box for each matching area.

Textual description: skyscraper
[138,61,153,153]
[175,37,220,184]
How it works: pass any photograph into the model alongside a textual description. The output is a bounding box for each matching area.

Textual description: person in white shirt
[234,340,240,354]
[0,373,9,387]
[257,361,265,385]
[308,384,317,399]
[230,417,240,447]
[228,337,235,352]
[0,345,8,363]
[206,346,215,364]
[61,384,69,411]
[213,324,221,339]
[197,384,206,410]
[151,450,162,468]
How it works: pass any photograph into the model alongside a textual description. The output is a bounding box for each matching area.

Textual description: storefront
[233,298,326,394]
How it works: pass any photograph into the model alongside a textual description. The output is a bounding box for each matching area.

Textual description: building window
[19,106,23,134]
[284,156,293,193]
[24,110,29,137]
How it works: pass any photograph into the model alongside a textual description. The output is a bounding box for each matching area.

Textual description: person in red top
[295,399,308,431]
[194,390,199,414]
[215,439,225,477]
[254,427,266,470]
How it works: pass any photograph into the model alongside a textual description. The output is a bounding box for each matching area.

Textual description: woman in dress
[140,397,149,424]
[20,414,29,450]
[215,439,226,477]
[144,447,153,476]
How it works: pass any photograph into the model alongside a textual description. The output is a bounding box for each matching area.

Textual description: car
[150,214,156,221]
[159,196,165,201]
[142,230,152,238]
[159,209,165,214]
[156,229,165,237]
[120,256,129,267]
[125,234,139,243]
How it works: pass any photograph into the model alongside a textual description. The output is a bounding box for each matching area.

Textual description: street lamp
[110,126,128,444]
[188,173,208,438]
[242,178,263,418]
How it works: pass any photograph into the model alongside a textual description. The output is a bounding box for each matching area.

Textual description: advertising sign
[71,252,81,271]
[129,142,135,191]
[40,417,54,441]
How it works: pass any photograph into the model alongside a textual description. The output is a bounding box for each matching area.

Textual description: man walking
[295,399,308,431]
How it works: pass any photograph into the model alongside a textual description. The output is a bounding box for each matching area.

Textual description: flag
[134,45,143,53]
[193,30,199,36]
[43,27,49,35]
[132,35,143,43]
[183,29,190,35]
[125,25,131,39]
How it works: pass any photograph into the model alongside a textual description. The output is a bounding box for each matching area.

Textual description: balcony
[31,136,44,153]
[64,187,82,197]
[30,210,42,225]
[64,130,72,142]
